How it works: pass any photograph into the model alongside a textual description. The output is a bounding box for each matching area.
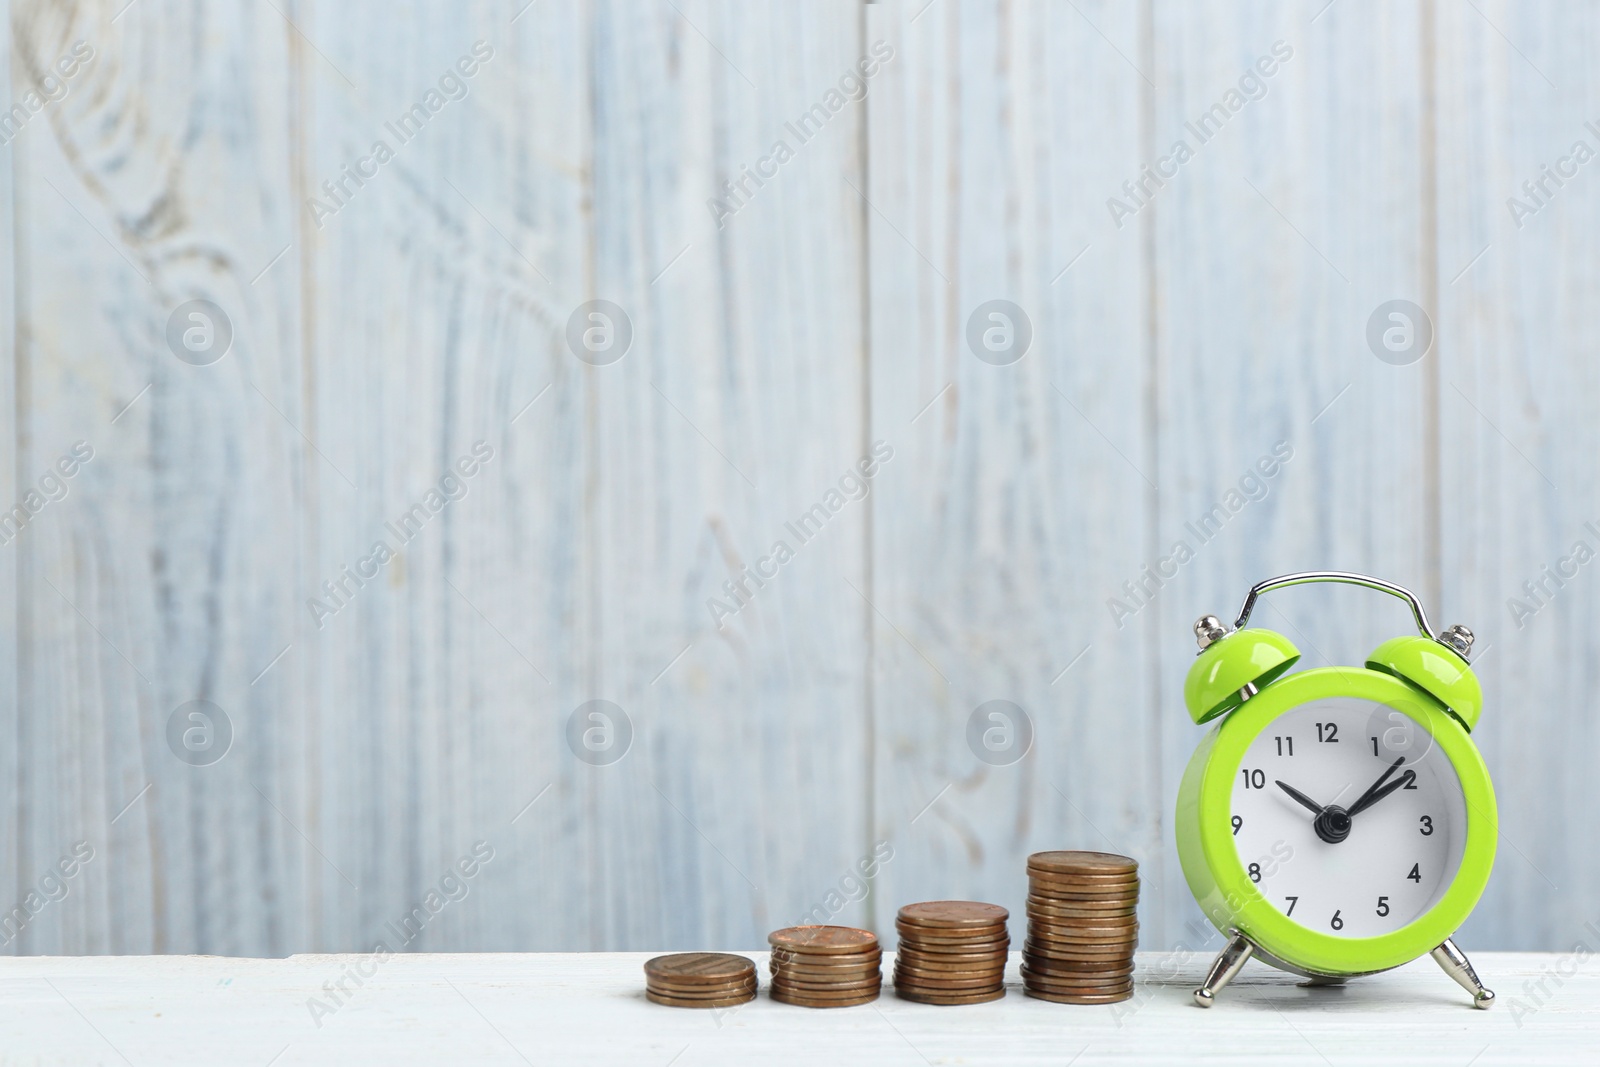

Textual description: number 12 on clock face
[1229,698,1465,940]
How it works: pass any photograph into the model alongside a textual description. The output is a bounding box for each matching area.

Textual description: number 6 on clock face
[1229,698,1467,940]
[1175,572,1498,1006]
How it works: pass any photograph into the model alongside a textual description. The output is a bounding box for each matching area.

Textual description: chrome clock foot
[1431,938,1494,1009]
[1193,930,1255,1007]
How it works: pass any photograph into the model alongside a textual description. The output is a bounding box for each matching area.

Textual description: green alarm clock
[1175,572,1498,1008]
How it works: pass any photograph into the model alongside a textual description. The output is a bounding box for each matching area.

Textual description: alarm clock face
[1230,697,1468,939]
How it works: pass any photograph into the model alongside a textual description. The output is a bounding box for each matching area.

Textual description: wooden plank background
[2,0,1595,957]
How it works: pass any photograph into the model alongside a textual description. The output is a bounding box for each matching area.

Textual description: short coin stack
[644,952,758,1008]
[893,901,1009,1005]
[1022,851,1139,1004]
[768,925,882,1007]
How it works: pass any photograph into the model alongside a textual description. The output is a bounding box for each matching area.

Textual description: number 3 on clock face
[1177,664,1496,976]
[1230,697,1465,939]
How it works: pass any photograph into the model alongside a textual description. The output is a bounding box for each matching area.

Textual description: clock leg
[1193,930,1255,1008]
[1430,938,1495,1009]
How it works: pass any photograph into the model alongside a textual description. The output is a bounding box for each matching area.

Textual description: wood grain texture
[1,951,1594,1065]
[0,0,15,964]
[282,0,871,954]
[4,0,1600,958]
[864,0,1156,947]
[1147,0,1440,944]
[1432,0,1600,952]
[9,0,306,957]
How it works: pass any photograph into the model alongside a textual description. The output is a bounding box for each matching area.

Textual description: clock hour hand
[1274,779,1326,817]
[1346,769,1417,817]
[1277,779,1355,845]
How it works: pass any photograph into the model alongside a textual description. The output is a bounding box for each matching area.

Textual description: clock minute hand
[1347,769,1417,817]
[1274,779,1326,817]
[1346,756,1405,814]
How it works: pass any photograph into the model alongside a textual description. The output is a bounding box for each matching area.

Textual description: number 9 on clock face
[1230,697,1466,939]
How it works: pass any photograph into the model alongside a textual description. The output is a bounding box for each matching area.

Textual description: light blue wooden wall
[2,0,1595,957]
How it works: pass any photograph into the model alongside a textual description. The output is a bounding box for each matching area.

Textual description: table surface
[0,950,1592,1065]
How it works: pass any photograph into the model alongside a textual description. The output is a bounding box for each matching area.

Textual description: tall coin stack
[643,952,758,1008]
[768,926,882,1008]
[1022,851,1139,1004]
[892,901,1009,1005]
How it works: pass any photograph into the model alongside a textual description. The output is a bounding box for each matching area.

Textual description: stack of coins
[768,926,882,1007]
[644,952,758,1008]
[1022,851,1139,1004]
[892,901,1009,1005]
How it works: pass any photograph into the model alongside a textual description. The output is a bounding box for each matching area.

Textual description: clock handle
[1431,938,1496,1009]
[1233,571,1434,639]
[1193,930,1255,1007]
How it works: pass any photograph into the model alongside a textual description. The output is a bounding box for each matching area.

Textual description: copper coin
[771,951,882,966]
[897,940,1010,956]
[646,989,757,1009]
[895,936,1009,952]
[1026,911,1135,925]
[768,947,883,966]
[896,953,1004,972]
[1024,883,1139,895]
[1023,973,1134,991]
[770,948,882,969]
[892,972,1004,990]
[648,971,759,990]
[1024,987,1133,1005]
[1028,915,1134,929]
[897,901,1009,928]
[893,972,1004,989]
[894,950,1010,970]
[1027,883,1139,902]
[1023,941,1134,962]
[896,966,1004,985]
[771,974,883,993]
[1026,909,1135,923]
[896,986,1007,1005]
[896,943,1008,956]
[1028,908,1138,922]
[644,953,756,985]
[1023,980,1134,998]
[1027,938,1136,954]
[895,922,1009,943]
[1022,969,1134,991]
[770,987,881,1008]
[771,980,881,996]
[1027,913,1138,929]
[771,969,882,985]
[1028,925,1138,944]
[894,965,1008,979]
[1025,926,1136,942]
[772,968,882,986]
[1025,943,1133,957]
[1028,878,1139,893]
[894,953,1006,971]
[770,926,878,954]
[1024,876,1139,895]
[1027,865,1138,883]
[1027,851,1138,875]
[1026,896,1137,913]
[1026,938,1136,954]
[1017,959,1132,979]
[1026,882,1138,898]
[772,981,881,997]
[648,978,759,999]
[1027,868,1140,884]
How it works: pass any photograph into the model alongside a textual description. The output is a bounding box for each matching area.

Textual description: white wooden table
[2,951,1591,1065]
